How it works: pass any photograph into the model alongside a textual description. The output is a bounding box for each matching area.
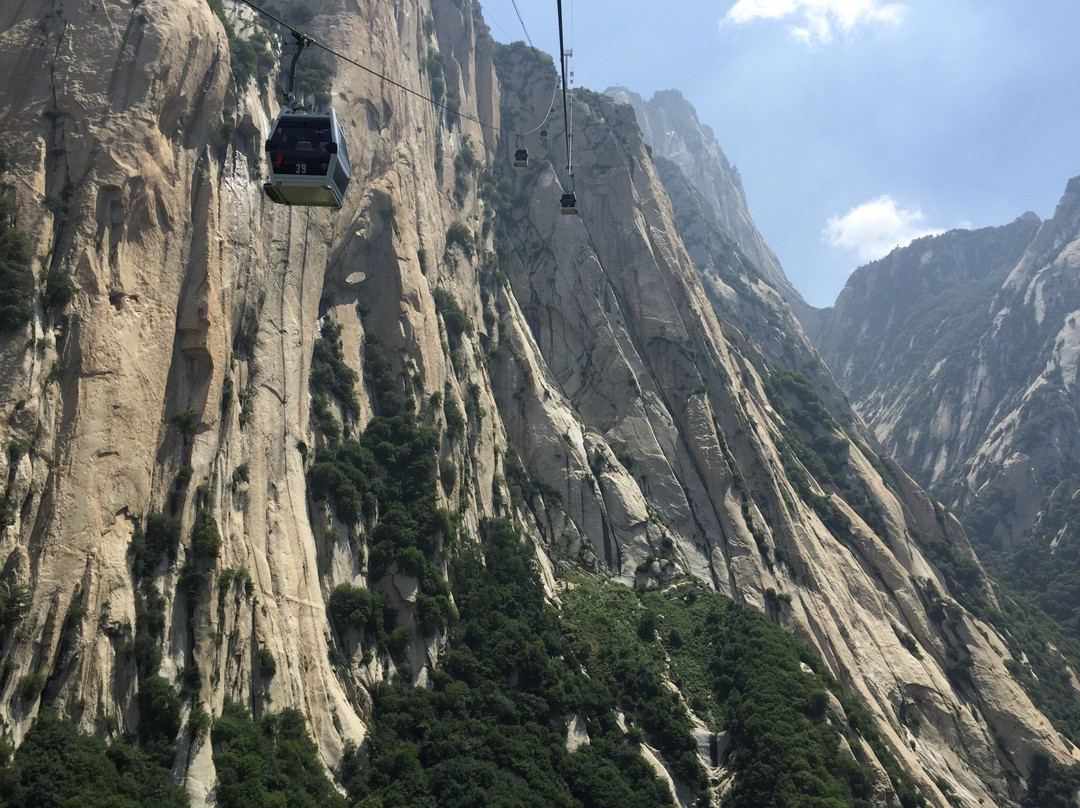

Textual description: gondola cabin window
[263,108,352,209]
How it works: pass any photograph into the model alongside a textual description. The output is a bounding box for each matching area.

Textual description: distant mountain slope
[807,212,1042,484]
[808,178,1080,631]
[605,87,808,314]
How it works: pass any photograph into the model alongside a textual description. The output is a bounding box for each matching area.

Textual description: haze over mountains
[1,1,1079,806]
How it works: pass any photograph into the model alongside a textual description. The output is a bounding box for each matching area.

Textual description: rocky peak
[605,85,803,309]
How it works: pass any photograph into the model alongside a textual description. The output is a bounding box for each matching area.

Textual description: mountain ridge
[807,173,1080,669]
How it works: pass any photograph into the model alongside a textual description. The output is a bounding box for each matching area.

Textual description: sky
[477,0,1080,307]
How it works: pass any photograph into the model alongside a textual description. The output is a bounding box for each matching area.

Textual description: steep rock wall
[0,2,1076,806]
[0,0,506,798]
[492,52,1078,807]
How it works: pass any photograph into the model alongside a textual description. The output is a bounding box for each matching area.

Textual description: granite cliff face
[809,179,1080,635]
[0,1,1077,805]
[606,88,855,489]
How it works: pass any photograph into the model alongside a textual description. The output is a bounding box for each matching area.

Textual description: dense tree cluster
[0,710,187,807]
[341,518,676,807]
[212,702,346,808]
[0,198,33,332]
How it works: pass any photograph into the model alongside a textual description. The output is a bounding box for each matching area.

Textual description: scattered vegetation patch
[340,519,676,807]
[41,264,75,312]
[967,476,1080,640]
[994,590,1080,742]
[0,709,188,807]
[425,50,447,104]
[327,583,385,644]
[126,510,178,738]
[15,673,45,702]
[231,463,249,487]
[137,674,183,768]
[171,408,201,440]
[908,522,984,613]
[442,385,465,440]
[191,501,222,559]
[308,337,457,638]
[432,287,473,346]
[565,579,922,807]
[504,446,562,508]
[129,512,181,579]
[205,0,274,91]
[257,648,276,679]
[218,567,254,602]
[424,50,460,127]
[311,319,359,421]
[452,142,477,205]
[911,519,1080,743]
[563,584,706,794]
[0,582,29,633]
[764,369,887,538]
[445,221,473,258]
[1021,753,1080,808]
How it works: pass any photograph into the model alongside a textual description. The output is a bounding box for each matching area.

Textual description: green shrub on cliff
[0,199,33,332]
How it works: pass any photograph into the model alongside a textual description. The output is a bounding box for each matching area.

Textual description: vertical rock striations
[0,2,1076,806]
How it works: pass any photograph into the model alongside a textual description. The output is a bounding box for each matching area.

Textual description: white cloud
[824,195,943,262]
[724,0,906,44]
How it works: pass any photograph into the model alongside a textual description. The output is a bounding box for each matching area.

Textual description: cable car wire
[555,0,573,181]
[231,0,501,134]
[517,77,559,137]
[502,0,556,140]
[508,0,534,48]
[569,0,575,175]
[234,0,576,185]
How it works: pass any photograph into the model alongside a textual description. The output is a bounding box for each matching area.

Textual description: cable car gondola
[560,191,577,215]
[262,31,352,209]
[513,148,529,168]
[263,108,351,208]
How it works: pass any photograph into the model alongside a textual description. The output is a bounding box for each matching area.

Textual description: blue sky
[478,0,1080,307]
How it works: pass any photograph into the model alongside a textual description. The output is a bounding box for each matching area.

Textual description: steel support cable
[567,0,575,183]
[509,0,534,47]
[556,0,573,182]
[517,77,559,137]
[503,0,556,141]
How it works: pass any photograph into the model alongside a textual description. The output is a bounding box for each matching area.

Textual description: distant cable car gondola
[262,32,352,209]
[560,191,577,215]
[513,148,529,168]
[264,108,351,208]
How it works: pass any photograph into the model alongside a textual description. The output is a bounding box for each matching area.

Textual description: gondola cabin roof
[263,108,351,209]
